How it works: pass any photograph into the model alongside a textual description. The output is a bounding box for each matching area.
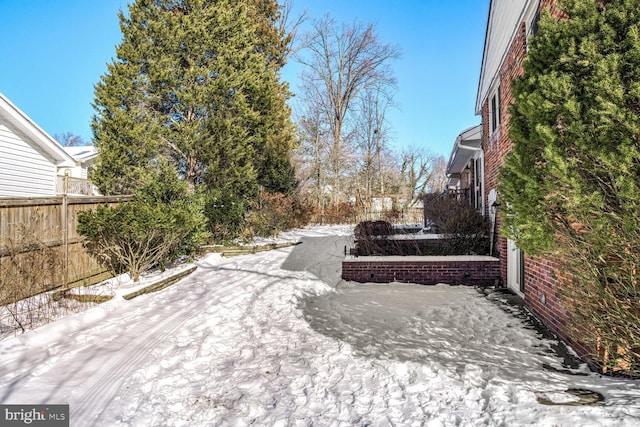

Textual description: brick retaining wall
[342,256,501,286]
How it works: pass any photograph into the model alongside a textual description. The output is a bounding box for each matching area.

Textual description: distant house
[61,145,100,195]
[0,93,96,197]
[445,124,483,213]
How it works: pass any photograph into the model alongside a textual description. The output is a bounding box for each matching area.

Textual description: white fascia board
[0,93,77,168]
[475,0,536,115]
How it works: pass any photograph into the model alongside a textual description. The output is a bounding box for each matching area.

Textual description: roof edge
[0,92,77,167]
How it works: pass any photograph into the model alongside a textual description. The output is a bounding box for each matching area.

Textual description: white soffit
[476,0,532,114]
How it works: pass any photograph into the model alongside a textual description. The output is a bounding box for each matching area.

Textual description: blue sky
[0,0,489,157]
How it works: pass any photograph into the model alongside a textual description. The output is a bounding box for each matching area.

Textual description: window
[489,87,501,135]
[530,9,541,37]
[526,4,541,51]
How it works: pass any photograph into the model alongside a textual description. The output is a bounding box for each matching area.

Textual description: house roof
[0,92,77,168]
[446,124,482,179]
[63,145,98,163]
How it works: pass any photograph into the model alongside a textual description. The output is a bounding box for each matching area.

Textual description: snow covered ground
[0,225,639,426]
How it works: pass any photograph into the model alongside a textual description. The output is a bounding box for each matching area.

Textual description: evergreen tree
[500,0,640,374]
[245,0,298,195]
[91,0,297,197]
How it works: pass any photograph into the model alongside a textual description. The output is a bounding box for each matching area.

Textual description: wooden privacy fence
[357,208,425,225]
[0,195,133,294]
[312,208,425,226]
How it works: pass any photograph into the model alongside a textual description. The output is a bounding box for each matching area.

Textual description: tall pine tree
[91,0,297,197]
[245,0,298,195]
[500,0,640,374]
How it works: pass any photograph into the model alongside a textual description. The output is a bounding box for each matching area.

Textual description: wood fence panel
[357,208,425,224]
[0,196,133,298]
[0,199,62,243]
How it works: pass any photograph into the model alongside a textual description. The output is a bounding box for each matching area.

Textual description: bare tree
[395,147,443,209]
[294,94,331,215]
[427,155,448,194]
[353,83,395,205]
[54,132,88,147]
[278,0,307,57]
[296,16,400,207]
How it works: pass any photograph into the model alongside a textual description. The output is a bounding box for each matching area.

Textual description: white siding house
[61,145,100,195]
[62,145,98,180]
[0,93,77,197]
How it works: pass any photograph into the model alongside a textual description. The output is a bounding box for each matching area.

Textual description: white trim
[476,0,538,114]
[474,152,485,215]
[507,239,525,297]
[446,124,483,176]
[0,93,76,168]
[525,0,542,37]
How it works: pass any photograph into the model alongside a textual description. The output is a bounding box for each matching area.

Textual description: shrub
[352,197,489,257]
[353,220,393,256]
[316,202,358,224]
[0,227,63,306]
[244,189,314,237]
[425,195,490,255]
[203,189,247,242]
[557,221,640,377]
[0,228,64,333]
[497,0,640,375]
[78,166,208,282]
[354,220,393,238]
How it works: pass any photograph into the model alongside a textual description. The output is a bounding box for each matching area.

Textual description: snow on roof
[63,145,98,162]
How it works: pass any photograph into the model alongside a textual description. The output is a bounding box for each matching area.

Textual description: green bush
[498,0,640,375]
[204,189,246,242]
[78,166,208,282]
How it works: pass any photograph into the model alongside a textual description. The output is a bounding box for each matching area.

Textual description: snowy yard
[0,226,639,426]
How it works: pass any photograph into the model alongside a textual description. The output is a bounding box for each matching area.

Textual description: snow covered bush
[78,166,208,282]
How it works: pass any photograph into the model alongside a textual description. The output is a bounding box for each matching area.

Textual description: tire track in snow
[74,254,281,425]
[68,264,247,425]
[71,302,197,426]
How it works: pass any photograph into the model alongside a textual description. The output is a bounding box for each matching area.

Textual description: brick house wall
[479,0,592,357]
[482,21,528,287]
[524,256,567,339]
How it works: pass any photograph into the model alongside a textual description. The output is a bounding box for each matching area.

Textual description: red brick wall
[342,258,500,286]
[524,256,568,337]
[480,0,588,350]
[483,21,528,286]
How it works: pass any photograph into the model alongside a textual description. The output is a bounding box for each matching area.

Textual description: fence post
[62,172,69,286]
